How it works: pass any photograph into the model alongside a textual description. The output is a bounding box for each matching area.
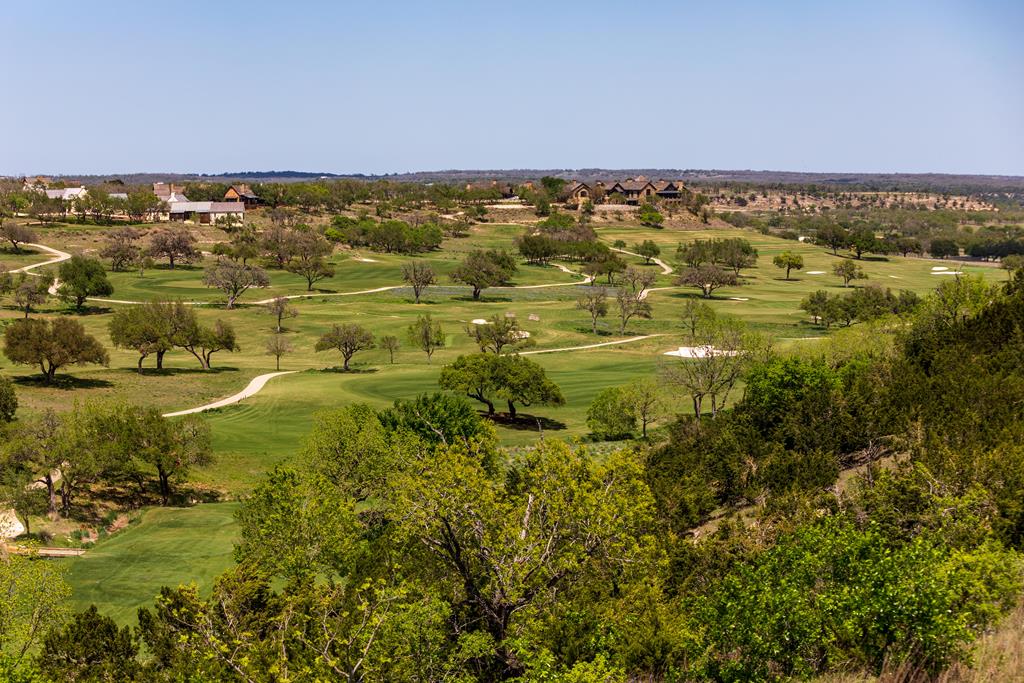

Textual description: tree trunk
[342,354,351,371]
[472,286,482,300]
[275,355,281,371]
[507,400,517,418]
[43,474,56,517]
[156,349,166,369]
[157,467,171,506]
[46,364,57,383]
[137,355,145,373]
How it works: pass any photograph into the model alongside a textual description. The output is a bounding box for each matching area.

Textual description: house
[567,181,593,205]
[22,176,53,191]
[167,200,244,225]
[153,182,187,200]
[223,184,262,208]
[44,186,88,202]
[602,178,690,205]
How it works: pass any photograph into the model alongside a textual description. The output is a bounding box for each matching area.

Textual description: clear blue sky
[3,0,1021,176]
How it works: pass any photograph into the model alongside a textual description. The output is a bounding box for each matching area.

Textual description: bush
[586,387,637,440]
[0,375,16,422]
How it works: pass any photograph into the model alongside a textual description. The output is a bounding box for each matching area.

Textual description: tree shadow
[487,412,567,431]
[319,366,380,374]
[12,375,114,390]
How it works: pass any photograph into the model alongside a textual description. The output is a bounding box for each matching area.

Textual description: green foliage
[2,317,109,382]
[57,255,113,309]
[439,352,565,417]
[0,376,16,423]
[636,203,664,227]
[449,248,518,299]
[315,322,375,370]
[586,386,637,440]
[693,519,1022,681]
[0,552,70,669]
[772,250,803,279]
[39,606,138,683]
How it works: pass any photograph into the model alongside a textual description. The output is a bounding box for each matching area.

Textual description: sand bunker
[931,266,949,271]
[932,271,964,275]
[470,318,490,325]
[729,297,750,301]
[663,346,739,358]
[806,270,826,275]
[513,330,531,340]
[354,257,379,263]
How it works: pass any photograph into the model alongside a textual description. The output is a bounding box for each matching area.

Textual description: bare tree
[402,261,436,303]
[661,315,767,417]
[285,230,335,291]
[380,335,400,363]
[148,228,199,269]
[615,267,655,334]
[0,221,38,253]
[264,296,298,333]
[576,286,609,334]
[265,336,292,371]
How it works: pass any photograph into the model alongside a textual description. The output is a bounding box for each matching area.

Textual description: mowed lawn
[64,503,239,625]
[31,220,1007,625]
[200,348,663,492]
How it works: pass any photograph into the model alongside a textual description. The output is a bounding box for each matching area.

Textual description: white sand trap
[806,270,826,275]
[663,346,739,358]
[931,266,949,271]
[932,271,964,275]
[470,318,491,325]
[729,297,750,301]
[354,257,379,263]
[889,275,902,279]
[513,330,531,339]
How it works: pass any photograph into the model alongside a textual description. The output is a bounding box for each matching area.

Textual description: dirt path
[162,371,298,417]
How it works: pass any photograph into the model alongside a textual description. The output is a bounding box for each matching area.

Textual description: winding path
[12,243,72,274]
[12,242,664,415]
[520,334,663,355]
[162,371,298,417]
[610,247,674,275]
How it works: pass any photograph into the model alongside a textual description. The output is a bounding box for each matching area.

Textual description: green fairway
[63,503,239,625]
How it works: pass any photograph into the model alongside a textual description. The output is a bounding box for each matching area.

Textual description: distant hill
[17,169,1024,193]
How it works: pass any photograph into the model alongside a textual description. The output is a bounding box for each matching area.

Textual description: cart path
[162,371,299,417]
[14,242,594,305]
[11,243,73,274]
[610,247,674,275]
[520,334,664,355]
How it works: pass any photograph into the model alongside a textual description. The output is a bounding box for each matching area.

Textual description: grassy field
[2,219,1007,622]
[63,503,239,625]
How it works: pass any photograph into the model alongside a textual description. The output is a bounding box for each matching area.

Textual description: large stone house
[567,178,691,206]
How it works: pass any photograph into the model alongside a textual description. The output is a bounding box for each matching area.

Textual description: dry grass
[816,601,1024,683]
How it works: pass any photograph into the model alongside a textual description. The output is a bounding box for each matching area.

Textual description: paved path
[162,371,298,417]
[520,334,663,355]
[610,247,674,275]
[11,243,72,274]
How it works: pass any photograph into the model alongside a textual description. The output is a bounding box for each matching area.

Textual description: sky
[2,0,1022,176]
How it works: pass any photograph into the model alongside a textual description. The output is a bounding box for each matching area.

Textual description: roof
[228,184,258,199]
[45,187,87,200]
[169,201,244,214]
